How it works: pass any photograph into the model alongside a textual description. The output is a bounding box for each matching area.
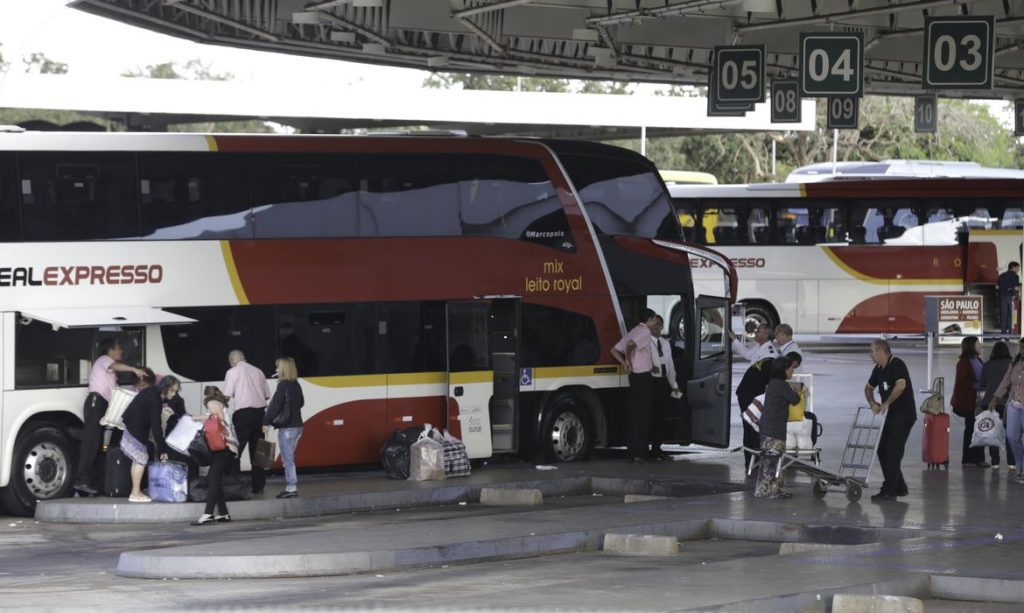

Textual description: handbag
[166,414,203,455]
[271,389,292,428]
[254,439,277,470]
[919,377,945,415]
[99,387,137,430]
[203,417,227,452]
[187,430,212,466]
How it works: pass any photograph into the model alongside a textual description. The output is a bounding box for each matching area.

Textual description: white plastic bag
[99,387,137,430]
[743,395,763,432]
[971,409,1006,448]
[786,419,811,451]
[166,414,203,454]
[408,430,445,481]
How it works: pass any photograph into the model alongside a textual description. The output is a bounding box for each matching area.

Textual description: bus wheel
[742,302,777,339]
[540,393,592,463]
[0,426,76,517]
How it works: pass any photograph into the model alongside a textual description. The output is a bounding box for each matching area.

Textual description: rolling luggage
[104,447,132,497]
[922,412,950,469]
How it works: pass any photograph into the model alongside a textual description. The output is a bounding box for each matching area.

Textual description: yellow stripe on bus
[972,229,1022,236]
[204,135,219,151]
[821,247,961,286]
[449,371,494,385]
[534,365,623,378]
[220,241,250,305]
[306,374,388,388]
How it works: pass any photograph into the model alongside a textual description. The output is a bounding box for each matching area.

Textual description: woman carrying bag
[120,376,180,502]
[263,357,305,499]
[192,386,240,526]
[988,339,1024,484]
[952,336,988,468]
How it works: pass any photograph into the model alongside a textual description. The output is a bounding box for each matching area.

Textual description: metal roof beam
[735,0,961,33]
[161,0,279,41]
[586,0,743,27]
[452,0,534,20]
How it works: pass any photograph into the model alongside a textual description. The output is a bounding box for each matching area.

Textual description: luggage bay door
[446,299,522,458]
[687,295,732,448]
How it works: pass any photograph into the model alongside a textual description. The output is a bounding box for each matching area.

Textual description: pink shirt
[88,355,116,402]
[614,324,654,373]
[224,360,270,409]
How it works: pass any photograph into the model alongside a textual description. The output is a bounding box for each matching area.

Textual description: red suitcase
[922,412,950,469]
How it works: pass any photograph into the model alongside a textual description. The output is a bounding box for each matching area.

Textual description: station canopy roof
[74,0,1024,98]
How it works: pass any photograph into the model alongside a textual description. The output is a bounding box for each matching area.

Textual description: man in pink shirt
[74,338,147,495]
[611,308,658,463]
[224,349,271,494]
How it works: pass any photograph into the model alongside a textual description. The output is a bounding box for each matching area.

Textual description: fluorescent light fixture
[330,31,357,43]
[291,12,321,25]
[362,43,387,54]
[572,28,600,42]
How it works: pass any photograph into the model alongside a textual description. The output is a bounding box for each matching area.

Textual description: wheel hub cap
[23,442,69,499]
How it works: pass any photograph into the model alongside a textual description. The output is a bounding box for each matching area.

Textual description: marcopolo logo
[0,264,164,287]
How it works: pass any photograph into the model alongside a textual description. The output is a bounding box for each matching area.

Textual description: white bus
[0,131,735,515]
[670,175,1024,337]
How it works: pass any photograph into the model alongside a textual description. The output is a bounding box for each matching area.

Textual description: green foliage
[423,72,631,94]
[23,52,68,75]
[122,59,233,81]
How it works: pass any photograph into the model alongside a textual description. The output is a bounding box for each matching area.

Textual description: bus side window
[19,152,139,241]
[0,154,21,241]
[162,306,276,381]
[1002,208,1024,229]
[359,154,460,238]
[277,304,378,377]
[139,153,251,240]
[250,153,359,238]
[458,155,573,252]
[520,303,599,366]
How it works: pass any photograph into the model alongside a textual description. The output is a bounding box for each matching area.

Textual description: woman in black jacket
[263,357,305,498]
[121,375,180,502]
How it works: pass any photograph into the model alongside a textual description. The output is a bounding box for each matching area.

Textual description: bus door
[687,295,732,447]
[446,299,521,458]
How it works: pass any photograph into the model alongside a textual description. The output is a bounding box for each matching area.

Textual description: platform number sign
[712,46,765,105]
[800,33,863,97]
[923,16,994,89]
[914,95,938,133]
[706,68,756,117]
[826,96,859,130]
[1015,100,1024,136]
[770,80,801,123]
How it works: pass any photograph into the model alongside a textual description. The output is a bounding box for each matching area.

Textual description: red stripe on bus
[828,245,964,280]
[803,178,1024,199]
[835,291,962,334]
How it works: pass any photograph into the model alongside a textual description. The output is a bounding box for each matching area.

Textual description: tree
[23,52,68,75]
[423,72,632,94]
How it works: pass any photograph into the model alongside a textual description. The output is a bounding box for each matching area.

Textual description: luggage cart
[744,406,883,503]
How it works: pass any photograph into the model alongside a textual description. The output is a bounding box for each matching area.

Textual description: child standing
[755,356,801,499]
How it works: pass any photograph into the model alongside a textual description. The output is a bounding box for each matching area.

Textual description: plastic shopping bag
[970,409,1006,448]
[99,388,137,430]
[147,461,188,503]
[408,428,446,481]
[743,395,763,432]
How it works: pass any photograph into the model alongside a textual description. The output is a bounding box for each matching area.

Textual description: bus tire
[539,393,593,463]
[0,426,76,517]
[741,301,778,339]
[669,304,686,344]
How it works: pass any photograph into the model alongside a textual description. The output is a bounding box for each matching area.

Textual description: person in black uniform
[864,339,917,502]
[736,353,802,471]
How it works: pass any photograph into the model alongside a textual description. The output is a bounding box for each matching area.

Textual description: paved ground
[2,338,1023,611]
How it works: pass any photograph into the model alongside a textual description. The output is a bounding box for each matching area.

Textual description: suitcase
[104,447,133,497]
[147,461,188,503]
[922,412,950,469]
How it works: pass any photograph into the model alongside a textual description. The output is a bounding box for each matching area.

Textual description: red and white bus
[0,131,735,515]
[669,177,1024,336]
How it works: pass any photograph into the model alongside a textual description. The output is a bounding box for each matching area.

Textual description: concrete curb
[602,533,679,555]
[479,487,543,506]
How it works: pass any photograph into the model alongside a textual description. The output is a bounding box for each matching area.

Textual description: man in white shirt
[224,349,271,495]
[650,316,683,460]
[774,323,802,362]
[729,324,776,362]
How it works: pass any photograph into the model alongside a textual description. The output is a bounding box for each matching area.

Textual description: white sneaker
[128,494,151,503]
[992,464,1001,470]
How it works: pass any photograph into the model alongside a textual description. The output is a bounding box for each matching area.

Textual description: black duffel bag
[380,426,424,480]
[187,473,253,502]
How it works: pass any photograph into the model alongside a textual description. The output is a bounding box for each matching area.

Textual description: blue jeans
[278,427,303,491]
[1007,403,1024,475]
[1002,295,1016,334]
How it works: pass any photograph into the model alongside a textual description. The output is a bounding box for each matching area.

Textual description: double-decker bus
[0,131,735,516]
[669,176,1023,337]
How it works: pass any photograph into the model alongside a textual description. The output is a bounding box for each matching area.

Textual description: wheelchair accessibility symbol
[520,368,533,386]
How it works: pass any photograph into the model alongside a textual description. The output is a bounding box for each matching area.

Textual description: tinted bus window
[15,322,142,389]
[559,153,678,240]
[277,304,378,377]
[139,153,251,239]
[162,306,276,381]
[19,152,139,240]
[0,153,21,241]
[250,153,360,238]
[458,155,574,252]
[521,304,599,366]
[383,301,446,373]
[358,154,460,237]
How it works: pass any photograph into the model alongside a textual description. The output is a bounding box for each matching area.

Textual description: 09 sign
[800,33,863,97]
[923,16,994,89]
[712,46,765,105]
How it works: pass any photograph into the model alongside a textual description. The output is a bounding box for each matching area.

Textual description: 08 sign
[800,33,863,97]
